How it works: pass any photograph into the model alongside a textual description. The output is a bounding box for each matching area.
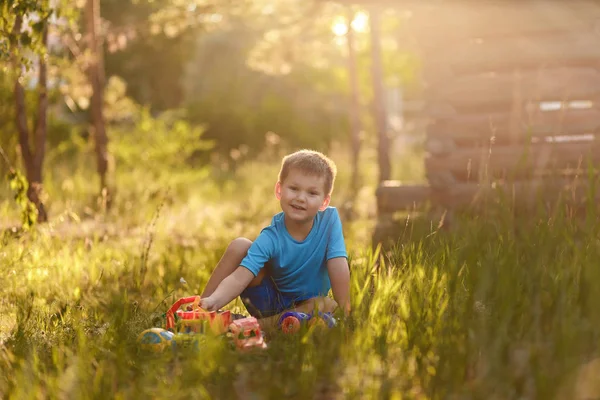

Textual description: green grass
[1,143,600,399]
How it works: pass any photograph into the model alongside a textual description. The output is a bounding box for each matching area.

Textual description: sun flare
[332,11,369,36]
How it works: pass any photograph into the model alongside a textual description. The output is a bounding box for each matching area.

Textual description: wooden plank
[431,178,600,209]
[376,181,431,213]
[401,0,600,48]
[375,178,600,211]
[422,30,600,79]
[425,142,600,181]
[426,137,457,155]
[427,107,600,142]
[427,171,459,189]
[427,67,600,109]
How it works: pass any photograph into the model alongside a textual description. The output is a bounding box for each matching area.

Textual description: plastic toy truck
[137,296,268,353]
[165,296,231,335]
[228,317,268,351]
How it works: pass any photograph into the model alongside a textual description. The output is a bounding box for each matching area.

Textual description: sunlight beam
[332,11,369,37]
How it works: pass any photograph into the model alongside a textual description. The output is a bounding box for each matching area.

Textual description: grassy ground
[1,141,600,399]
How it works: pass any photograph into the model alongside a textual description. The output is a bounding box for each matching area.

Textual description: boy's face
[275,169,330,225]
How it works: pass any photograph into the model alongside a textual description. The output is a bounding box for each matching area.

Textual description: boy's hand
[200,267,255,311]
[200,296,219,311]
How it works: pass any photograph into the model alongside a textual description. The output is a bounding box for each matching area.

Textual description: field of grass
[1,141,600,399]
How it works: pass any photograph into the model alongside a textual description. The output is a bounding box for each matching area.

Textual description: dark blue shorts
[240,276,306,318]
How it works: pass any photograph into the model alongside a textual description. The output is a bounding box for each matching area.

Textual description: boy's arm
[201,266,254,311]
[327,256,351,315]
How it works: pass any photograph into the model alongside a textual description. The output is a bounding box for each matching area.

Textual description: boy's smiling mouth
[291,204,306,211]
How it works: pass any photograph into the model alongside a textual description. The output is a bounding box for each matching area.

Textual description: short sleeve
[326,208,347,260]
[240,229,275,276]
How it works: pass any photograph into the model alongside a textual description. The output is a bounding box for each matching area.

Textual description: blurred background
[0,0,427,243]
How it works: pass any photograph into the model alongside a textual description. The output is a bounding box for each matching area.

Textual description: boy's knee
[229,237,252,255]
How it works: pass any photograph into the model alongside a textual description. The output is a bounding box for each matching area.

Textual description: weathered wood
[422,30,600,80]
[402,0,600,47]
[421,29,600,83]
[376,181,431,213]
[427,172,459,189]
[372,212,396,247]
[427,107,600,142]
[431,178,600,209]
[426,137,457,156]
[425,142,600,182]
[374,1,600,246]
[375,178,600,215]
[427,67,600,110]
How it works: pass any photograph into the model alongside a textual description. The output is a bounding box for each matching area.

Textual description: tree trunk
[30,21,49,222]
[12,15,48,222]
[86,0,110,204]
[347,7,362,191]
[368,6,391,183]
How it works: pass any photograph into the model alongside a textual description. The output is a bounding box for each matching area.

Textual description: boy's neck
[283,215,314,241]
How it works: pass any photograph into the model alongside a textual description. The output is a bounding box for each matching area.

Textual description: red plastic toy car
[228,317,268,351]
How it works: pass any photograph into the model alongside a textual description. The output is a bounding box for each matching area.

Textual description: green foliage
[184,26,349,156]
[6,168,37,229]
[0,0,52,67]
[101,0,205,111]
[0,67,87,175]
[110,108,213,175]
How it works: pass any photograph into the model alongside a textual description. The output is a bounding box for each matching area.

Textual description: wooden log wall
[373,0,600,244]
[378,0,600,218]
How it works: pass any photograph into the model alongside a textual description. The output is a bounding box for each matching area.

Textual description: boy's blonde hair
[278,150,337,195]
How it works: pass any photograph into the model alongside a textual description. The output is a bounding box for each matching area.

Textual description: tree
[344,7,363,191]
[368,6,390,183]
[1,0,53,223]
[183,22,350,158]
[85,0,110,203]
[100,0,217,111]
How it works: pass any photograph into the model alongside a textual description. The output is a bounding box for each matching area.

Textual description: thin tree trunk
[368,6,391,183]
[12,14,48,222]
[30,20,49,222]
[86,0,110,204]
[347,7,362,191]
[12,16,32,178]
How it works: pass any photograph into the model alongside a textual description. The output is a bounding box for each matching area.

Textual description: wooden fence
[374,0,600,245]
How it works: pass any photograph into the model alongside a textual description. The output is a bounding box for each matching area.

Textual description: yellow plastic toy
[137,328,174,353]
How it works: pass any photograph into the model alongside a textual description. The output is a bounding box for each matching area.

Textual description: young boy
[199,149,351,329]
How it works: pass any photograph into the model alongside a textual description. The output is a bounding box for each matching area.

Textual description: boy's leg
[201,238,265,298]
[239,272,282,319]
[257,296,338,332]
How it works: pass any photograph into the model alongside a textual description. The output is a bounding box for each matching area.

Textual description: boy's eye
[310,192,318,196]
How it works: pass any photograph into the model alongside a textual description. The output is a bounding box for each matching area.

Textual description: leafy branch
[0,144,37,229]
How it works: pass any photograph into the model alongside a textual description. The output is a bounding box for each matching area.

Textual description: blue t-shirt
[240,206,347,300]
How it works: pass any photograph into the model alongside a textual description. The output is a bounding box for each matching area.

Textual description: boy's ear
[319,195,331,211]
[274,181,282,200]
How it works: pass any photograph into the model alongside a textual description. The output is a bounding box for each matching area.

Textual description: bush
[110,107,213,176]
